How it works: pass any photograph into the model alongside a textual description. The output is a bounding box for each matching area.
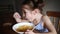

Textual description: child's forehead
[23,5,30,9]
[22,4,33,10]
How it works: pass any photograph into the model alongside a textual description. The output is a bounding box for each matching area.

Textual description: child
[13,0,57,34]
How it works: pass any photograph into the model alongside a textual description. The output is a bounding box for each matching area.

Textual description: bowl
[12,22,35,34]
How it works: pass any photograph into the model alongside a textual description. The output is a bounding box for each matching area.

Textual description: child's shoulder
[42,15,49,21]
[42,15,49,18]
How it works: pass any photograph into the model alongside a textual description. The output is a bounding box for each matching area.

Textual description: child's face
[22,5,42,21]
[22,5,35,21]
[23,5,31,20]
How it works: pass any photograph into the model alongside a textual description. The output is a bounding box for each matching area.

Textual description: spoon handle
[32,26,36,31]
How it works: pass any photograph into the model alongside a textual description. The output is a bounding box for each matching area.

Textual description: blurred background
[0,0,60,34]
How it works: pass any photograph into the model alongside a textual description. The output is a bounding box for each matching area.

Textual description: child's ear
[34,10,38,13]
[32,10,38,15]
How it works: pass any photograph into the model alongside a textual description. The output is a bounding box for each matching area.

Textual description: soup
[16,25,33,32]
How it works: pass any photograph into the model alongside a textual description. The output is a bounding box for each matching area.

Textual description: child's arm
[39,15,57,34]
[35,16,57,34]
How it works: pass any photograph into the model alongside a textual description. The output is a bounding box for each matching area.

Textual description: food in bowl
[16,25,33,32]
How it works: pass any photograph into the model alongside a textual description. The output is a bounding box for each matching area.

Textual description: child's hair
[32,0,45,13]
[21,0,45,19]
[21,0,45,12]
[21,0,34,10]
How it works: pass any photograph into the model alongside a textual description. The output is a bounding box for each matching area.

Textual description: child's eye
[23,12,26,15]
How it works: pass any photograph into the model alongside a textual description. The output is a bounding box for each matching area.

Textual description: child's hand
[13,12,21,19]
[13,12,22,23]
[25,30,35,34]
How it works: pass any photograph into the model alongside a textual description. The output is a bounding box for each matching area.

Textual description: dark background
[0,0,60,34]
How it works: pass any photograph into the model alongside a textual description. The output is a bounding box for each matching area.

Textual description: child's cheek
[26,13,32,19]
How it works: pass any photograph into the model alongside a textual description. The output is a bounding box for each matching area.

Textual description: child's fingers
[25,32,28,34]
[27,30,30,32]
[26,29,32,32]
[25,30,31,34]
[13,12,21,18]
